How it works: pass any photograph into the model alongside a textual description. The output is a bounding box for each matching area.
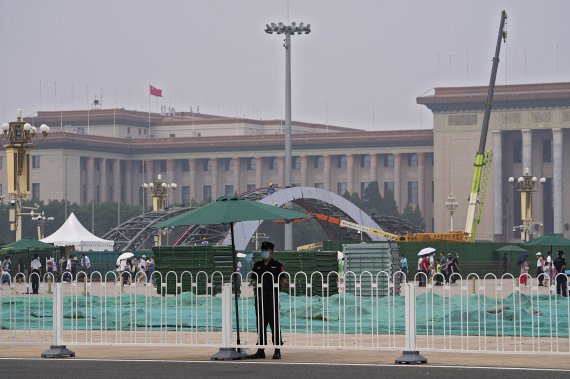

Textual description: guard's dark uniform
[554,254,567,296]
[252,258,284,347]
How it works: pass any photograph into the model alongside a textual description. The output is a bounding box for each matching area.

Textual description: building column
[553,128,563,234]
[232,157,241,194]
[346,154,354,194]
[492,131,503,237]
[211,158,219,199]
[167,159,177,204]
[255,156,263,188]
[125,160,133,205]
[369,153,378,184]
[393,153,401,208]
[189,159,197,204]
[417,152,425,215]
[522,129,533,174]
[300,155,309,187]
[277,156,285,187]
[323,155,331,191]
[86,157,94,205]
[100,158,108,203]
[146,160,154,183]
[113,159,120,203]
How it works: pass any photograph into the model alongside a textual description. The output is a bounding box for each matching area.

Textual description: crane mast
[464,10,507,241]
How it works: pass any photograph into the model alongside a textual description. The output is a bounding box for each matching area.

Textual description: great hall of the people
[3,82,570,242]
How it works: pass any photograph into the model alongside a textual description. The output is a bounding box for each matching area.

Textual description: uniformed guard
[246,241,287,360]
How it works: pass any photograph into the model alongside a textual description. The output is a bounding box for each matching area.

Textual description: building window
[543,138,552,162]
[0,156,3,169]
[360,155,370,168]
[94,159,100,171]
[247,184,256,191]
[224,185,234,196]
[337,182,348,195]
[314,156,324,169]
[246,157,256,171]
[314,183,324,189]
[384,181,394,196]
[138,128,142,135]
[169,134,175,138]
[407,181,418,205]
[513,140,522,163]
[407,153,418,167]
[224,158,232,171]
[292,156,300,170]
[337,156,347,169]
[203,185,212,202]
[269,157,277,170]
[384,154,394,168]
[181,159,190,172]
[181,186,190,205]
[127,127,131,134]
[158,160,167,172]
[203,159,211,172]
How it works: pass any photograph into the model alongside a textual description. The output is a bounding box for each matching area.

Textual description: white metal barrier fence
[0,270,568,355]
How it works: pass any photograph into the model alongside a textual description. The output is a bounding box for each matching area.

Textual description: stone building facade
[0,110,435,231]
[417,82,570,241]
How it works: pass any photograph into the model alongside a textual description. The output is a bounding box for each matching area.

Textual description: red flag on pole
[149,85,163,97]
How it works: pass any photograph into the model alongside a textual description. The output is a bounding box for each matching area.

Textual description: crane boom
[465,10,507,241]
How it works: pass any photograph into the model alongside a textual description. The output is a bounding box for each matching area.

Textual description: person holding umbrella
[417,247,434,287]
[246,241,287,360]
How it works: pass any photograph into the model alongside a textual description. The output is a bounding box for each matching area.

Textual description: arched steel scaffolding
[103,186,423,252]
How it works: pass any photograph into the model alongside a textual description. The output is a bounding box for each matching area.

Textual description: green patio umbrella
[154,195,309,355]
[523,234,570,255]
[494,244,528,253]
[1,237,55,251]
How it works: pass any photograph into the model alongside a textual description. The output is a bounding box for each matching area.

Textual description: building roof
[29,109,360,133]
[37,129,433,155]
[417,82,570,112]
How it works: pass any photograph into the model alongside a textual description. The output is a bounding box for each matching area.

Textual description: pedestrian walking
[30,254,42,294]
[554,250,567,297]
[536,252,544,286]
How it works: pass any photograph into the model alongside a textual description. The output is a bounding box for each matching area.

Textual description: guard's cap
[260,241,275,250]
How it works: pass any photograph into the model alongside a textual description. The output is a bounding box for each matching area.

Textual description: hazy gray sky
[1,0,568,130]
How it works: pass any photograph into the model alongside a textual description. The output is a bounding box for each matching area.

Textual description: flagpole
[148,85,151,137]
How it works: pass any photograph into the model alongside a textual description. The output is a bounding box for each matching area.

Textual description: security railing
[0,270,568,356]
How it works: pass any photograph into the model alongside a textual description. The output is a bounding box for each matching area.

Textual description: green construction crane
[464,10,507,241]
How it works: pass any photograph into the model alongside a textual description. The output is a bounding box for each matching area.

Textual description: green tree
[378,190,399,217]
[401,203,426,230]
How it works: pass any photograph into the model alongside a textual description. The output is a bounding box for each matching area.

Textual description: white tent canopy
[41,212,114,251]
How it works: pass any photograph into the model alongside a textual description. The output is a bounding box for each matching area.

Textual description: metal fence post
[395,282,427,364]
[41,283,75,358]
[211,283,243,360]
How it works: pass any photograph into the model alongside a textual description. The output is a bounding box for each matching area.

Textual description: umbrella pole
[230,222,242,346]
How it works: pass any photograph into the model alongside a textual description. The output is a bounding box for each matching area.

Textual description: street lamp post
[1,109,50,241]
[265,21,311,250]
[142,174,177,245]
[508,168,546,242]
[445,193,459,231]
[32,211,55,240]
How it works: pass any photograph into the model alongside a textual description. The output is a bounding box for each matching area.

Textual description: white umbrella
[418,247,436,256]
[116,252,134,264]
[236,252,246,258]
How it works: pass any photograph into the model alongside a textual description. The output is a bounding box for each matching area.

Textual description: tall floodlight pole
[265,21,311,250]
